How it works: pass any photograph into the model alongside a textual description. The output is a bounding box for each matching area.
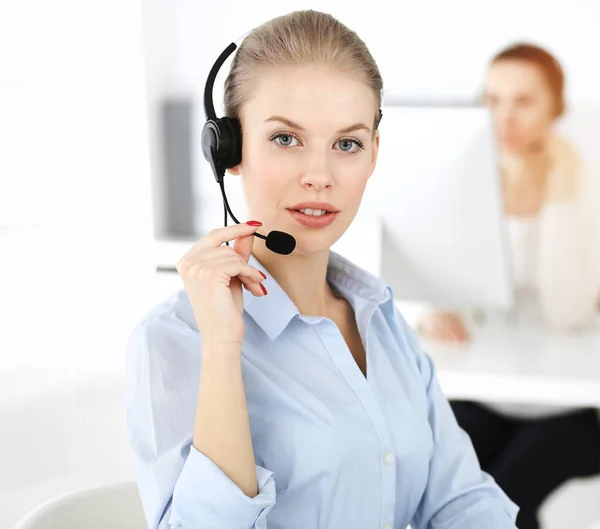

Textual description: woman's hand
[418,311,470,343]
[176,222,267,348]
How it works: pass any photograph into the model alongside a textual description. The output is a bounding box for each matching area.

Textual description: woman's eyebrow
[337,122,371,134]
[264,116,371,134]
[264,116,305,130]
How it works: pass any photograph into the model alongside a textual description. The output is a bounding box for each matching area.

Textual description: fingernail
[247,220,262,227]
[259,271,267,280]
[260,283,268,295]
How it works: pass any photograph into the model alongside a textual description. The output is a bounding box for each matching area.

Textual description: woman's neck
[501,146,551,217]
[252,241,340,317]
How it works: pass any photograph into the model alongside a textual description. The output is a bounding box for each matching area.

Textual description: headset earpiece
[201,117,242,184]
[220,116,243,167]
[201,42,243,184]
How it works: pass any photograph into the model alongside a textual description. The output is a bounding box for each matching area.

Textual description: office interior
[1,0,600,527]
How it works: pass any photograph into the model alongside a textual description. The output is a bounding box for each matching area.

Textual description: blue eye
[336,138,363,153]
[338,139,354,152]
[272,133,299,147]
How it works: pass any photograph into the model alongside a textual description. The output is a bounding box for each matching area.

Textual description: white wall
[140,0,177,239]
[141,0,600,236]
[0,0,156,373]
[0,0,153,238]
[0,2,159,524]
[172,0,600,102]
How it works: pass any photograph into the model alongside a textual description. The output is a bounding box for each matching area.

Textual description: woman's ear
[369,129,380,176]
[227,165,241,176]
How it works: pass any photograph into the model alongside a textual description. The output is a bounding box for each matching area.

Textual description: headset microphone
[201,41,297,255]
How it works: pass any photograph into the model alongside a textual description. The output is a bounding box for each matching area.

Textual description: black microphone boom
[218,181,296,255]
[265,231,296,255]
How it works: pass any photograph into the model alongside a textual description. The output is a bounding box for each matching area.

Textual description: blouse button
[383,452,396,465]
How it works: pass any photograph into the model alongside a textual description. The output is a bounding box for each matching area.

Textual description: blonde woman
[125,11,519,529]
[420,43,600,529]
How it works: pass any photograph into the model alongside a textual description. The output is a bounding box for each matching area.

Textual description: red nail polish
[247,220,262,227]
[259,271,267,280]
[260,283,268,295]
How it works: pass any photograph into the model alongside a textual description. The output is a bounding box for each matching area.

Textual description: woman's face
[231,64,379,256]
[483,59,557,154]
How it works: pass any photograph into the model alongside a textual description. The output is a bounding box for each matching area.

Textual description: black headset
[201,41,297,255]
[201,39,382,256]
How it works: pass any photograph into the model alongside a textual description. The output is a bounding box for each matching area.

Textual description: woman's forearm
[194,344,258,498]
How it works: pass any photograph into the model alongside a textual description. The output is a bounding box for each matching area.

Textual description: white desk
[421,320,600,408]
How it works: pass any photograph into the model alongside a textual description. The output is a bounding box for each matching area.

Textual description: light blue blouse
[125,251,518,529]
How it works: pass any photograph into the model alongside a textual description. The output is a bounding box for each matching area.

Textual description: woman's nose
[495,104,517,124]
[300,152,334,190]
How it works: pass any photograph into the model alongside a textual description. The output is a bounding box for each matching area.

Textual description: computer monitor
[359,104,514,310]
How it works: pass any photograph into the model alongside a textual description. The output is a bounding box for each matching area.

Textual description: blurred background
[1,0,600,528]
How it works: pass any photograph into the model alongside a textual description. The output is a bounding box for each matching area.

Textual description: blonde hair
[223,10,383,130]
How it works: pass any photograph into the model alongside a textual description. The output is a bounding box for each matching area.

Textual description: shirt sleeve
[393,311,520,529]
[125,310,276,529]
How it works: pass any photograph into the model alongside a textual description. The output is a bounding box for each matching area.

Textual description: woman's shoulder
[126,288,200,371]
[548,132,578,152]
[125,290,201,445]
[143,288,196,325]
[540,133,583,206]
[547,133,581,178]
[381,301,432,371]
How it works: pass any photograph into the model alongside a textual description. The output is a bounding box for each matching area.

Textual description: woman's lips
[287,209,339,228]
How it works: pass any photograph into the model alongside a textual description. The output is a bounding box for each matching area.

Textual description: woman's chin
[290,239,334,257]
[500,140,524,153]
[279,228,339,256]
